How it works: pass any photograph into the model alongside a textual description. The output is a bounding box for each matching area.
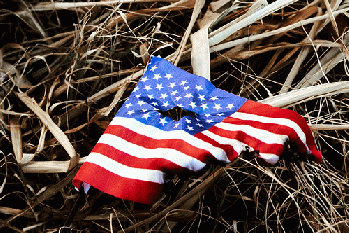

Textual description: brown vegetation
[1,0,349,232]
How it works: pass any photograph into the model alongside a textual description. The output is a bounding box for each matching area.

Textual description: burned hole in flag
[158,106,197,122]
[73,57,322,205]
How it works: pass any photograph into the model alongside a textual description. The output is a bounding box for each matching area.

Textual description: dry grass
[0,0,349,232]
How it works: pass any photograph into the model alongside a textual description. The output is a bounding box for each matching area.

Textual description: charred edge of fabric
[158,106,197,121]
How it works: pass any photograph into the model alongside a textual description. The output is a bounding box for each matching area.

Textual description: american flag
[73,57,322,204]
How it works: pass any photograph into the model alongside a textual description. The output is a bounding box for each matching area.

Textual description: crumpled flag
[73,57,322,204]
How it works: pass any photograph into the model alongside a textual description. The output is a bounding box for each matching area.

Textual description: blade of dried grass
[309,124,349,130]
[258,49,282,82]
[191,27,210,80]
[210,7,349,53]
[265,4,319,44]
[36,126,48,155]
[9,116,23,164]
[33,0,178,11]
[323,0,341,37]
[215,41,339,61]
[21,158,86,173]
[264,47,300,78]
[0,207,34,218]
[210,0,231,12]
[208,0,295,47]
[98,83,128,117]
[106,0,196,30]
[16,0,48,39]
[280,8,323,93]
[88,70,143,104]
[0,51,32,89]
[209,0,268,40]
[261,81,349,108]
[21,77,131,173]
[16,92,78,171]
[296,33,349,88]
[172,0,204,66]
[57,69,143,128]
[157,0,195,11]
[74,68,140,84]
[0,109,33,117]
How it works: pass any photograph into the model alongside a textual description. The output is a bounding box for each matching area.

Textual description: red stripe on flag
[104,124,214,164]
[92,143,186,172]
[73,162,163,205]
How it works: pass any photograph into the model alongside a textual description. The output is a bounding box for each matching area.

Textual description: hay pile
[1,0,349,232]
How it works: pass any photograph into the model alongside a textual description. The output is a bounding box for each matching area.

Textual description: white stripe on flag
[86,152,165,184]
[232,112,309,150]
[99,133,206,172]
[215,122,288,145]
[110,117,228,161]
[259,153,280,165]
[201,130,247,156]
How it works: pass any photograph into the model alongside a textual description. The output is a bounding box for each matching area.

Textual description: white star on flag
[138,100,146,106]
[189,102,196,108]
[142,113,150,119]
[197,123,204,127]
[159,118,167,125]
[156,83,163,90]
[180,80,188,86]
[165,74,173,79]
[162,101,169,107]
[175,96,182,101]
[213,103,222,111]
[144,85,151,91]
[150,65,157,72]
[187,125,194,131]
[200,103,208,110]
[196,85,203,91]
[153,74,161,80]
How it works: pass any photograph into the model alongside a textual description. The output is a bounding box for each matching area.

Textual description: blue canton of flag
[117,56,247,134]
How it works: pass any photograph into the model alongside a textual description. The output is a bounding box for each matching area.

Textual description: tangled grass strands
[0,0,349,232]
